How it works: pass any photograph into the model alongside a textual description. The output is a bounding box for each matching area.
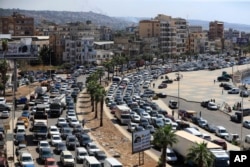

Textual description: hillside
[0,8,134,30]
[1,8,250,32]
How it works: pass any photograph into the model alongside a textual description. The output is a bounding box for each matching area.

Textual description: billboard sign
[0,38,38,59]
[236,38,249,45]
[132,129,151,154]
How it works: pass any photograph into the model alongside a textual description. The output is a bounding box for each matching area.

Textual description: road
[8,74,87,167]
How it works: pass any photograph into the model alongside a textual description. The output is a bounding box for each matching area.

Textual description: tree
[0,40,9,96]
[186,142,215,167]
[99,87,106,127]
[103,61,112,80]
[86,73,99,112]
[153,125,178,167]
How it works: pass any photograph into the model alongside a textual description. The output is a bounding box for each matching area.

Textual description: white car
[19,152,34,166]
[166,148,178,163]
[1,110,9,118]
[69,118,80,127]
[86,142,101,156]
[48,126,60,137]
[51,135,62,146]
[140,112,151,120]
[57,117,67,126]
[66,113,77,121]
[131,114,141,123]
[0,97,6,104]
[207,102,218,110]
[37,140,50,152]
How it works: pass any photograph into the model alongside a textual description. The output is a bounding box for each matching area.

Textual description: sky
[1,0,250,25]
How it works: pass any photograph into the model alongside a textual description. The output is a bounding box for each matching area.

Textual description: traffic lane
[24,111,85,167]
[161,96,249,146]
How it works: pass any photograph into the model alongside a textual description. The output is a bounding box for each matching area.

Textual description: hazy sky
[1,0,250,24]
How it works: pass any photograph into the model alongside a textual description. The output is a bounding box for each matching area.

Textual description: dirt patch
[4,82,40,102]
[77,94,158,167]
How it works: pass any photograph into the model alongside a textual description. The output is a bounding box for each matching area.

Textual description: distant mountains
[1,8,250,32]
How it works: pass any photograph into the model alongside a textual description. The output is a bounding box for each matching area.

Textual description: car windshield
[22,156,32,162]
[40,143,49,147]
[79,152,88,156]
[89,145,98,149]
[167,152,176,157]
[53,136,60,140]
[64,155,73,159]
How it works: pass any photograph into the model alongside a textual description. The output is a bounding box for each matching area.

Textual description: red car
[45,157,58,167]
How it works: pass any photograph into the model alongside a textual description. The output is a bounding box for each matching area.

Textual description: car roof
[62,150,72,155]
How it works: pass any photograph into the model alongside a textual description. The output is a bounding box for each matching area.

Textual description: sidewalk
[150,64,250,111]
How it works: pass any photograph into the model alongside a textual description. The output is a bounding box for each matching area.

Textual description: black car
[240,90,249,97]
[0,104,10,112]
[60,127,72,140]
[204,123,216,133]
[217,76,230,82]
[162,79,173,84]
[66,135,80,150]
[201,100,209,108]
[54,142,67,154]
[156,93,167,98]
[78,134,92,147]
[39,147,54,163]
[14,133,26,145]
[94,150,107,165]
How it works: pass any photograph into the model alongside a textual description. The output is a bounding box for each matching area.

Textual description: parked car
[204,123,216,133]
[1,111,9,118]
[169,100,178,109]
[207,102,218,110]
[243,120,250,129]
[240,90,249,97]
[0,103,11,111]
[156,93,167,98]
[212,139,227,150]
[158,83,167,89]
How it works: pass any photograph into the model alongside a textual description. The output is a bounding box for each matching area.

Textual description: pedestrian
[199,111,202,118]
[82,119,86,127]
[153,83,155,88]
[214,79,215,84]
[172,110,174,117]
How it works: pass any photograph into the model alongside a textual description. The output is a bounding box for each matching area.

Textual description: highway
[7,68,247,167]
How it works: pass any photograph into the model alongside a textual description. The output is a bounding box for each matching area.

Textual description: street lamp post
[176,72,181,119]
[240,73,244,150]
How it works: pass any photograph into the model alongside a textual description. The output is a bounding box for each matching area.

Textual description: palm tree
[98,87,106,126]
[96,68,105,85]
[86,73,99,112]
[103,61,112,81]
[153,125,178,167]
[93,86,101,119]
[186,142,215,167]
[0,40,9,96]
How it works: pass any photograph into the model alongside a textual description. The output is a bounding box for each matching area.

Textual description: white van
[184,127,203,138]
[83,156,102,167]
[104,157,123,167]
[76,147,88,163]
[215,126,229,139]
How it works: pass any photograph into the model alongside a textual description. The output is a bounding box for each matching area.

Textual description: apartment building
[209,21,224,40]
[63,37,96,65]
[138,20,160,38]
[0,12,34,36]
